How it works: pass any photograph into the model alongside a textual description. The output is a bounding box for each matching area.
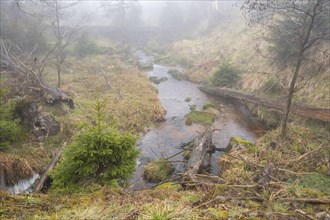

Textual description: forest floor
[1,124,329,219]
[1,32,330,219]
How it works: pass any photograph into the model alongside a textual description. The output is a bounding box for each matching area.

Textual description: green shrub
[0,89,22,149]
[211,63,240,87]
[74,33,104,57]
[51,98,139,189]
[261,78,281,94]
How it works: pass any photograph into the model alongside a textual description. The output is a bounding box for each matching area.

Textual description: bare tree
[12,0,89,88]
[243,0,330,138]
[42,0,84,88]
[102,0,142,43]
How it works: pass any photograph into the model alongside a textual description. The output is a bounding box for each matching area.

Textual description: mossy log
[184,126,214,180]
[200,86,330,122]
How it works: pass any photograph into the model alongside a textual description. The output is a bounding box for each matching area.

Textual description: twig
[284,143,324,164]
[164,150,185,160]
[222,152,264,168]
[277,168,312,175]
[101,70,111,90]
[193,196,264,210]
[280,198,330,204]
[295,208,317,220]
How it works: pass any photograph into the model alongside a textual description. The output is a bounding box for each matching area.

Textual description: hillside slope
[164,21,330,109]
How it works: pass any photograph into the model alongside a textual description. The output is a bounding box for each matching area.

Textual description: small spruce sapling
[51,97,139,189]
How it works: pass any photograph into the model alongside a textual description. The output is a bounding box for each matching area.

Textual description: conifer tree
[51,97,139,188]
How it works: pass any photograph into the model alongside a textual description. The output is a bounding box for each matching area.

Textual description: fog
[1,0,244,45]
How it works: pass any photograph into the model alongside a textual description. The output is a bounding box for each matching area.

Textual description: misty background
[1,0,242,45]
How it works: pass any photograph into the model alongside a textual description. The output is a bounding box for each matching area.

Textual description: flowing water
[1,172,39,194]
[130,49,260,189]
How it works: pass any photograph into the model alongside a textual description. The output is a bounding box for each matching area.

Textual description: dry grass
[165,21,330,108]
[43,54,165,134]
[0,185,205,219]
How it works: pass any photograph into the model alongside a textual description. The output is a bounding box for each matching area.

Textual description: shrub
[0,89,22,149]
[74,33,103,57]
[211,63,240,87]
[261,78,281,94]
[51,98,139,188]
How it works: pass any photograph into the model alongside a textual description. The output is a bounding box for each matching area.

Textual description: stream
[130,49,260,189]
[3,49,260,194]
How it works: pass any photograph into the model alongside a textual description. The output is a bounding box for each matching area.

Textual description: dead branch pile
[181,125,330,219]
[0,40,74,109]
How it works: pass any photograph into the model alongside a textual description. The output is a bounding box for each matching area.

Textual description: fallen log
[184,127,214,180]
[200,86,330,122]
[33,147,63,193]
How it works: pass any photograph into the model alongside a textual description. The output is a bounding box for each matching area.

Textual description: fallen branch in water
[33,146,64,193]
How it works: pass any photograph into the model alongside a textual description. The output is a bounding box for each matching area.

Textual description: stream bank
[131,49,261,189]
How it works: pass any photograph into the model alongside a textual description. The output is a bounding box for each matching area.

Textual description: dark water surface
[130,49,260,189]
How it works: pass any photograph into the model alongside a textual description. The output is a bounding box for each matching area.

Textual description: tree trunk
[279,1,320,138]
[184,127,214,180]
[57,67,61,88]
[55,0,62,88]
[280,52,304,138]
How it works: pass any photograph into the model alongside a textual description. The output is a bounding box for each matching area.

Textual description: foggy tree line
[0,0,230,89]
[1,0,328,139]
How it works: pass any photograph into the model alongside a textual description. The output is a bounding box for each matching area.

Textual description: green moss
[155,182,180,190]
[184,111,216,126]
[184,97,191,102]
[149,76,168,84]
[210,209,229,219]
[168,69,187,81]
[271,201,288,212]
[316,165,328,175]
[182,193,200,204]
[290,140,305,154]
[202,103,214,110]
[183,149,192,160]
[232,136,257,153]
[189,104,197,111]
[213,184,228,196]
[143,159,174,183]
